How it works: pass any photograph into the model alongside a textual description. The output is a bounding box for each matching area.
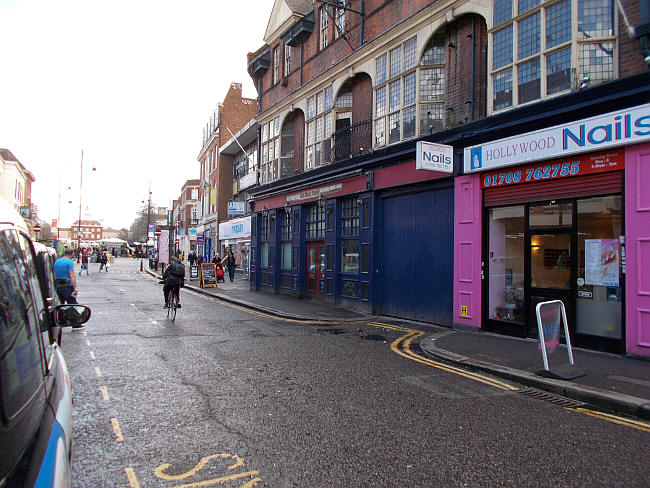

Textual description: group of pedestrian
[76,249,111,275]
[187,248,243,282]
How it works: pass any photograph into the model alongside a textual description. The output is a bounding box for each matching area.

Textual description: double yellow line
[370,321,650,432]
[368,322,520,392]
[168,279,650,433]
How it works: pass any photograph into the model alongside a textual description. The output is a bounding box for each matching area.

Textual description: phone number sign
[480,150,623,189]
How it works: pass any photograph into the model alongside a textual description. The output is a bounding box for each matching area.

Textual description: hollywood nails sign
[464,103,650,172]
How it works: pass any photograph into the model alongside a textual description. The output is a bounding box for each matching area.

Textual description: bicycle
[165,284,180,321]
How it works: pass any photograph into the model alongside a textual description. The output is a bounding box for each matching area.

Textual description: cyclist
[162,255,185,309]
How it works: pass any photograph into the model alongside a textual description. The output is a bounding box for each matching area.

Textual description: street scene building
[241,0,650,357]
[172,179,200,258]
[195,83,257,261]
[0,147,36,232]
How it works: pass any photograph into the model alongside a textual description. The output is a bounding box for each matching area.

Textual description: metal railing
[330,118,372,164]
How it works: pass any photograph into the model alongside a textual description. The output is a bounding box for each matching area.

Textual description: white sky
[0,0,271,230]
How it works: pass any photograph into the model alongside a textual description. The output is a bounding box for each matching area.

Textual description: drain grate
[518,387,586,409]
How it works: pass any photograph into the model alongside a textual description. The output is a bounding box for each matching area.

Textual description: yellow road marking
[99,385,109,401]
[241,478,263,488]
[164,275,650,430]
[370,321,520,392]
[170,471,261,488]
[110,418,124,442]
[124,467,140,488]
[94,366,102,377]
[569,407,650,432]
[89,351,96,360]
[182,288,345,325]
[156,453,245,480]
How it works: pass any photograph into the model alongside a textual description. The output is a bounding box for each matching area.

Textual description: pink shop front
[453,104,650,357]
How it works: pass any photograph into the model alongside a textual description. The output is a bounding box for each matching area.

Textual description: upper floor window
[261,117,280,185]
[273,45,280,85]
[374,37,418,146]
[419,33,446,135]
[334,6,345,40]
[305,86,333,170]
[490,0,616,112]
[320,7,329,50]
[284,45,292,77]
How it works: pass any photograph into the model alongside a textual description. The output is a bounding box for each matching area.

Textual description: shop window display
[576,195,622,339]
[488,205,525,322]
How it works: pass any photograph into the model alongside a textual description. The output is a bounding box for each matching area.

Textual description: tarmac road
[63,259,649,487]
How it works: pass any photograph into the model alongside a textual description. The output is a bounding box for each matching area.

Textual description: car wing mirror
[54,305,92,327]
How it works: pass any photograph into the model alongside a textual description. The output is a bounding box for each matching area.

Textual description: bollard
[140,260,143,272]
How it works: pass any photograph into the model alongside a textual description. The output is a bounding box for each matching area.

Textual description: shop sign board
[286,183,343,203]
[196,234,204,243]
[227,201,245,215]
[465,103,650,172]
[239,172,257,191]
[536,300,574,371]
[416,141,453,173]
[158,229,170,264]
[219,216,251,240]
[480,150,624,188]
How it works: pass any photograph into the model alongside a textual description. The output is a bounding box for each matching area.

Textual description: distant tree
[36,219,52,242]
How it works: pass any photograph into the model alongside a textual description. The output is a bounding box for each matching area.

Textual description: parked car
[0,200,91,487]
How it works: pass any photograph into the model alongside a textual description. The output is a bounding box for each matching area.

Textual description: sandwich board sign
[200,263,217,288]
[535,300,585,380]
[190,265,199,281]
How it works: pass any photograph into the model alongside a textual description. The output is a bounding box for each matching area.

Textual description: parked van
[0,200,91,487]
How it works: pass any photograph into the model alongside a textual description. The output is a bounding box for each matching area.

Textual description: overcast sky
[0,0,271,230]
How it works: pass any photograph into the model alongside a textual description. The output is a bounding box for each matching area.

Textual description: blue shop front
[249,152,455,325]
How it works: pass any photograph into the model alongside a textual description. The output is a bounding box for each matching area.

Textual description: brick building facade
[245,0,650,356]
[196,82,257,260]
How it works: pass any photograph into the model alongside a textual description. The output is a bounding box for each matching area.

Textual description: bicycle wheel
[170,291,177,321]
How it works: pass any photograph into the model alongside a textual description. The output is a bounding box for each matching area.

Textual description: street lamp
[141,182,152,244]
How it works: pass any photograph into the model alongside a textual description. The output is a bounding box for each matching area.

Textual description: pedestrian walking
[54,248,78,305]
[224,250,236,282]
[105,252,111,272]
[99,251,107,271]
[79,251,90,275]
[189,251,196,266]
[53,248,85,330]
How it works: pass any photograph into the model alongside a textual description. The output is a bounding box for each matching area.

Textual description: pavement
[144,261,650,420]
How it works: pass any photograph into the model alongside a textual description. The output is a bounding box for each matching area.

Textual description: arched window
[419,32,446,135]
[280,113,295,179]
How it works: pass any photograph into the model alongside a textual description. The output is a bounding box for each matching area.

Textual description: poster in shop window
[585,239,619,287]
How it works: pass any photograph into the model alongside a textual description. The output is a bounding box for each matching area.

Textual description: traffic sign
[33,224,41,233]
[154,228,162,237]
